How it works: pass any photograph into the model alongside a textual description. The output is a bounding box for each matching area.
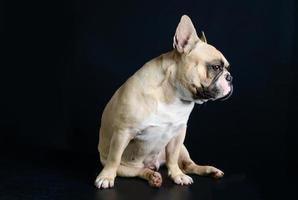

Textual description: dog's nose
[225,74,233,82]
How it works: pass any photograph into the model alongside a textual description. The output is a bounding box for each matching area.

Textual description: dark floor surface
[0,146,297,200]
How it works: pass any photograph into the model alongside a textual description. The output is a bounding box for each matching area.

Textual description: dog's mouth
[218,84,233,101]
[192,83,234,101]
[192,83,233,102]
[192,84,217,100]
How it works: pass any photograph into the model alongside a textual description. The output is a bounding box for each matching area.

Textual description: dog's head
[173,15,233,104]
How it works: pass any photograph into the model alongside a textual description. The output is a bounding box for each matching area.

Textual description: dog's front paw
[94,172,116,189]
[172,173,193,185]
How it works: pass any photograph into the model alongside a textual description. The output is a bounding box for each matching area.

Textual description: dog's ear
[199,31,207,43]
[173,15,199,54]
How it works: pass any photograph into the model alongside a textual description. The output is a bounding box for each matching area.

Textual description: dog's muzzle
[219,73,233,101]
[193,72,233,101]
[218,84,233,101]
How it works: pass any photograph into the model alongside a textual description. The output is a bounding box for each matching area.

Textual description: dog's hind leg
[116,164,162,188]
[178,144,224,179]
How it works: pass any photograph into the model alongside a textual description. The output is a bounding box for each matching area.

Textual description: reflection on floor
[0,148,296,200]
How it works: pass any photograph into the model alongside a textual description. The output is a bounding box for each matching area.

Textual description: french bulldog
[95,15,233,189]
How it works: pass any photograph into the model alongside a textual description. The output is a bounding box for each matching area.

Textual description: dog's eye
[212,65,222,71]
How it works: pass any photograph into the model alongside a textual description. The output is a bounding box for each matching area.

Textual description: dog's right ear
[173,15,199,54]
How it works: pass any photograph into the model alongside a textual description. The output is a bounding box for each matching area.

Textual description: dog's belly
[121,123,185,168]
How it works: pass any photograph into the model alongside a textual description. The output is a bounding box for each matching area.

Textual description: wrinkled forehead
[187,42,229,67]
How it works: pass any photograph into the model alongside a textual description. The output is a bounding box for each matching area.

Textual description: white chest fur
[136,99,194,145]
[122,99,194,166]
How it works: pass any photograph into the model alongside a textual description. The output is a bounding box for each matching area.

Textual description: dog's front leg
[166,126,193,185]
[95,130,132,189]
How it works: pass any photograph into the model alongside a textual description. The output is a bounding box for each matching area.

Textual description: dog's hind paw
[148,172,162,188]
[206,166,224,179]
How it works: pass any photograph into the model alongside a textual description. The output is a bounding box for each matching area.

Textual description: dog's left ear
[199,31,207,43]
[173,15,200,54]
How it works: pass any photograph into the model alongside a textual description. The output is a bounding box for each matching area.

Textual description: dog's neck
[159,50,193,104]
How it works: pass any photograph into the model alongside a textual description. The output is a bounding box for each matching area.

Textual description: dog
[95,15,233,189]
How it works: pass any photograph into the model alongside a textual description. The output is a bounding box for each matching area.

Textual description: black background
[1,0,298,199]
